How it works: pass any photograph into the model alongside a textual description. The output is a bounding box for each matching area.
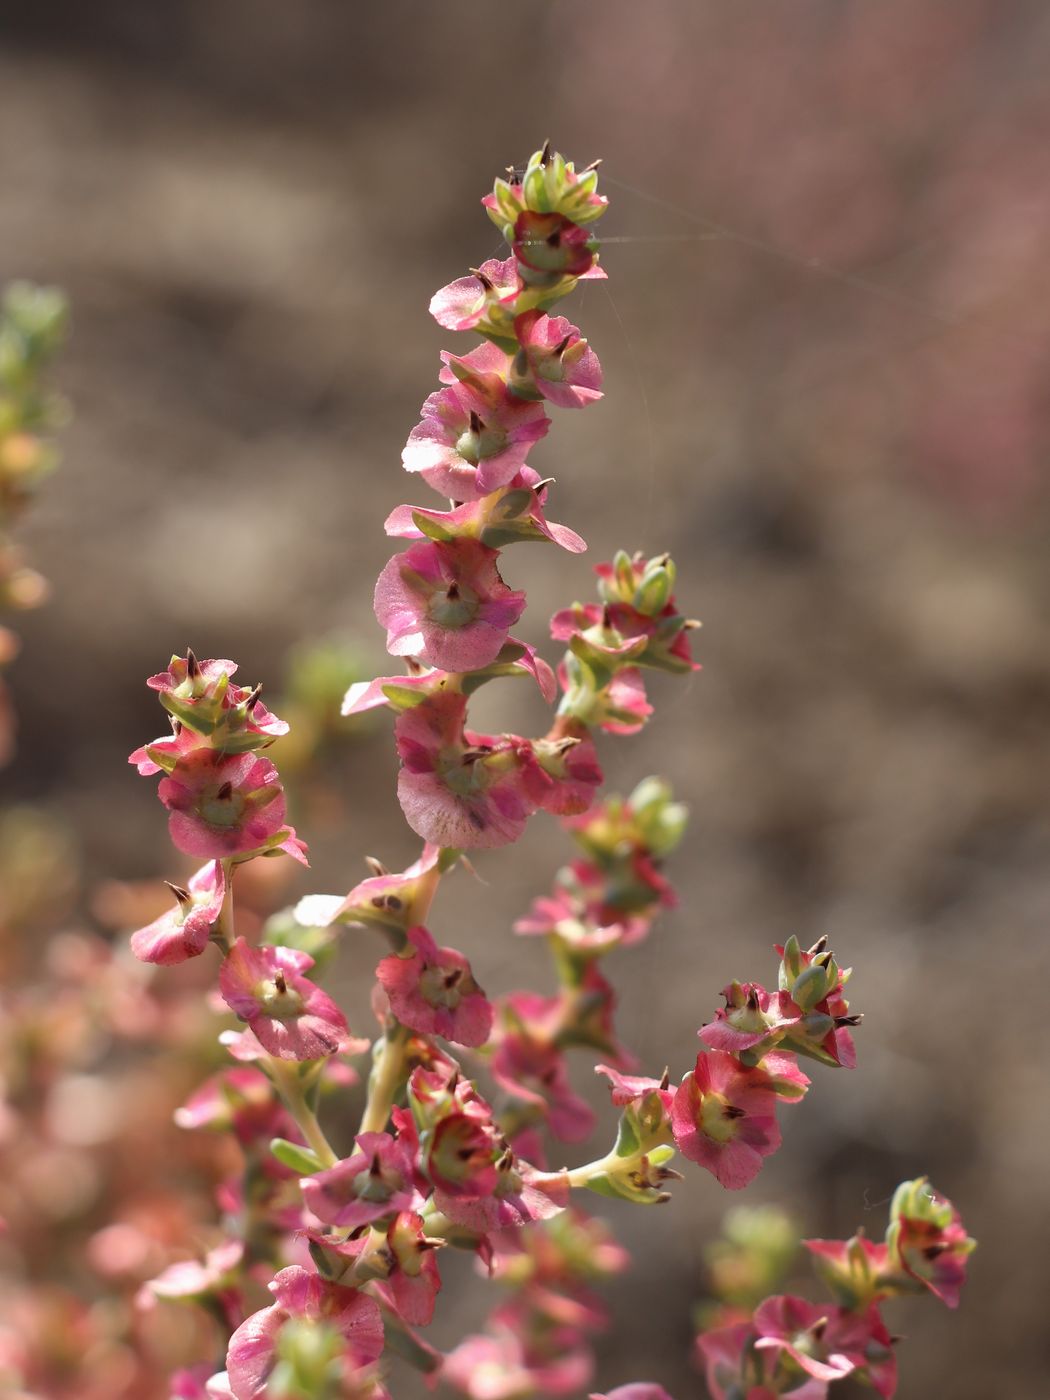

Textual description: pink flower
[512,311,603,409]
[395,691,536,849]
[885,1178,975,1309]
[219,939,358,1061]
[524,732,603,816]
[343,640,556,720]
[129,860,224,965]
[671,1052,805,1190]
[301,1132,420,1231]
[751,1299,898,1395]
[225,1267,383,1400]
[699,983,803,1060]
[384,467,586,555]
[513,211,596,280]
[155,749,294,860]
[425,1111,500,1200]
[147,651,287,750]
[429,257,522,334]
[376,926,493,1047]
[697,1320,826,1400]
[310,844,443,936]
[402,375,549,502]
[380,1211,444,1327]
[375,539,526,673]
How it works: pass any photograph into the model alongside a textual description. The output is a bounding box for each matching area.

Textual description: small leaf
[270,1138,324,1175]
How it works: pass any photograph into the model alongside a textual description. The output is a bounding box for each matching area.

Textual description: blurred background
[2,1,1049,1396]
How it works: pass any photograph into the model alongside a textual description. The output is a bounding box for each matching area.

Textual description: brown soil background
[3,2,1050,1396]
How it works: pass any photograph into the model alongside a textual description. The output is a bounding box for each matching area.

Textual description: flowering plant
[113,146,974,1398]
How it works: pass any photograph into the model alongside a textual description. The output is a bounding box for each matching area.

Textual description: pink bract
[513,211,595,279]
[301,1131,420,1231]
[671,1051,789,1190]
[156,750,288,859]
[402,376,549,502]
[219,939,360,1061]
[374,539,526,673]
[376,925,493,1047]
[225,1266,383,1400]
[513,310,603,409]
[129,860,224,965]
[395,691,536,849]
[429,256,522,333]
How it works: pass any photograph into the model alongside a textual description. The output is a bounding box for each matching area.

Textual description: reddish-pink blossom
[342,640,556,722]
[301,1132,420,1231]
[384,467,586,555]
[697,1320,826,1400]
[380,1211,444,1327]
[225,1267,383,1400]
[523,733,603,816]
[395,691,536,849]
[376,925,493,1047]
[375,539,526,673]
[429,257,522,334]
[751,1298,897,1395]
[671,1052,799,1190]
[219,939,359,1061]
[129,860,224,965]
[885,1179,974,1309]
[425,1112,500,1200]
[513,211,596,280]
[699,982,804,1059]
[155,749,297,860]
[402,374,549,502]
[512,311,603,409]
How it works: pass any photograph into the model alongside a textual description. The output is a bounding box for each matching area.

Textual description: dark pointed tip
[659,1067,670,1091]
[186,648,201,678]
[469,409,484,433]
[808,935,829,955]
[245,683,263,710]
[582,157,603,173]
[468,267,494,291]
[164,880,191,905]
[539,138,553,165]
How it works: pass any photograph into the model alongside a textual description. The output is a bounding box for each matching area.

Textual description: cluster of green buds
[484,142,608,239]
[553,551,699,735]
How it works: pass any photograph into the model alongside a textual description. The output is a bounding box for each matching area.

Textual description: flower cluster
[0,281,68,764]
[695,1180,976,1400]
[106,147,974,1400]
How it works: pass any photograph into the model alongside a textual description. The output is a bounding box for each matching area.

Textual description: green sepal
[270,1138,324,1175]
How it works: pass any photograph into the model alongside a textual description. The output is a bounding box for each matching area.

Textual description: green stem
[356,844,448,1137]
[268,1060,339,1168]
[359,1022,412,1135]
[213,857,237,952]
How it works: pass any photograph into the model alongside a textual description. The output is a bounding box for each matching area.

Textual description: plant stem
[359,1022,412,1135]
[213,857,237,952]
[268,1060,339,1168]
